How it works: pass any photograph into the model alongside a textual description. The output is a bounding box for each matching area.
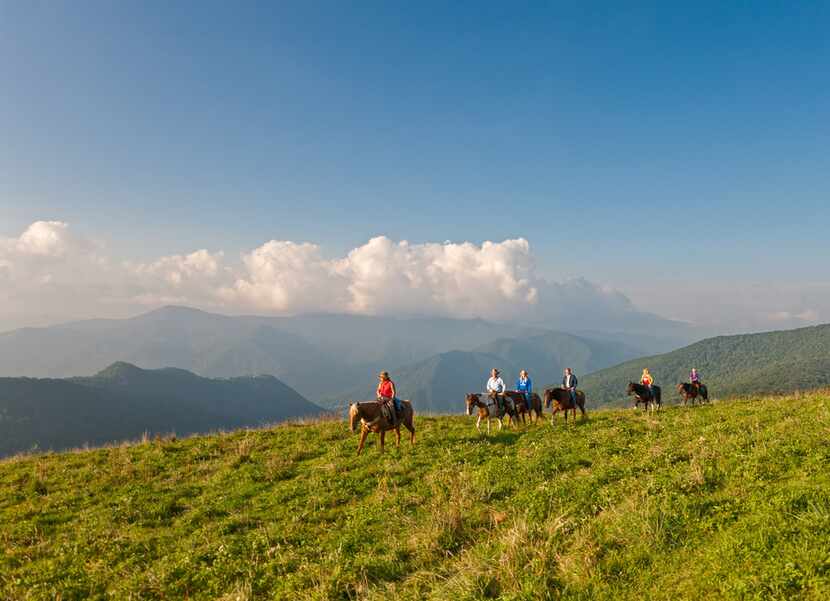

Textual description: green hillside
[2,393,830,599]
[581,324,830,407]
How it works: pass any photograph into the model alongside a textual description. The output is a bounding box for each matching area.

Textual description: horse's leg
[476,414,482,433]
[357,427,369,455]
[379,430,386,453]
[395,426,401,447]
[405,418,416,444]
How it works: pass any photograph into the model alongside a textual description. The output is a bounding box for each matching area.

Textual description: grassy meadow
[2,392,830,600]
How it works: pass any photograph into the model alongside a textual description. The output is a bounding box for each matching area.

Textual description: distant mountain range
[335,331,643,413]
[0,362,320,457]
[580,323,830,407]
[0,306,691,402]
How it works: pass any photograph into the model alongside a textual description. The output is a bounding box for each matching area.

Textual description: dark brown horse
[627,382,661,412]
[465,393,517,433]
[543,388,587,424]
[349,400,415,455]
[677,382,709,405]
[508,391,543,425]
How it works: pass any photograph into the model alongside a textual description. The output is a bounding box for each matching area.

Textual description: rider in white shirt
[486,368,506,411]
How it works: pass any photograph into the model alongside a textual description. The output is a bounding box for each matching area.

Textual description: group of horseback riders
[631,366,707,408]
[376,364,706,423]
[355,365,708,454]
[484,367,578,414]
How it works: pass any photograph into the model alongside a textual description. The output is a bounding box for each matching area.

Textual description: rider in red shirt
[377,371,401,423]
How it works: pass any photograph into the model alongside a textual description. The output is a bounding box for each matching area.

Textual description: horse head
[348,402,359,432]
[626,382,638,396]
[465,393,480,415]
[543,388,554,408]
[676,383,687,395]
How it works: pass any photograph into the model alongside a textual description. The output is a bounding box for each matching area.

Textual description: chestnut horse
[677,382,709,405]
[349,400,415,455]
[465,393,517,434]
[543,388,587,424]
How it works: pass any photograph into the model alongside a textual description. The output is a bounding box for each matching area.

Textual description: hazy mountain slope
[0,362,321,457]
[335,350,519,413]
[474,331,643,385]
[0,306,667,401]
[580,323,830,406]
[333,331,642,413]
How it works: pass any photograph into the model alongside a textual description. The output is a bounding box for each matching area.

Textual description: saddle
[378,397,398,424]
[488,392,512,415]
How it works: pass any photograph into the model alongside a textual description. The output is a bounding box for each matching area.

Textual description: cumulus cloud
[5,219,823,335]
[223,236,538,319]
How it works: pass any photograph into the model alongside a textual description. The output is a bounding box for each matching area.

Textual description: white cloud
[220,236,540,319]
[2,219,823,335]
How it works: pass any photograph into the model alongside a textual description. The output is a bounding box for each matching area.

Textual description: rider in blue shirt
[516,370,532,409]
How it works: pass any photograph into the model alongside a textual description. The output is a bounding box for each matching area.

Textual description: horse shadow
[475,431,523,446]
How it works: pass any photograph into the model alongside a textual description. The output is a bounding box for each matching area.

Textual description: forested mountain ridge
[580,323,830,406]
[0,362,320,457]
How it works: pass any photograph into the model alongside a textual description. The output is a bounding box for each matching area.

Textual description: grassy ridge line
[1,393,830,600]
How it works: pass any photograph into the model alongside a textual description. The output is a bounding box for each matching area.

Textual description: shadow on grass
[475,431,524,446]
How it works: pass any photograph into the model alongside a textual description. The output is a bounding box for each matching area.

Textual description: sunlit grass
[2,393,829,599]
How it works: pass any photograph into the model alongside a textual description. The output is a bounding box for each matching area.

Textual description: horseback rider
[376,371,401,425]
[641,368,655,400]
[562,368,578,406]
[690,368,701,389]
[516,369,532,411]
[487,368,507,413]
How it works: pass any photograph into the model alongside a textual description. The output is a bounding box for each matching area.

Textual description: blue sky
[1,1,829,329]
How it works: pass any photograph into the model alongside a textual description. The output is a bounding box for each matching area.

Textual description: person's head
[643,368,650,374]
[491,368,500,378]
[691,368,697,373]
[520,370,528,379]
[379,371,389,381]
[564,368,572,375]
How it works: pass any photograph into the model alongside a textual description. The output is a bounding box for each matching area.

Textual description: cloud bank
[3,220,823,335]
[0,221,636,330]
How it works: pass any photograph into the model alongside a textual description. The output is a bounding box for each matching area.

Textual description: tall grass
[1,392,829,599]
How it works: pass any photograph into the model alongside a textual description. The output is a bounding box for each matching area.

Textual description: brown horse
[543,388,587,424]
[677,382,709,405]
[349,400,415,455]
[507,391,543,425]
[465,393,516,434]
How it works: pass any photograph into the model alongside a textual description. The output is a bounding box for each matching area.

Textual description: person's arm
[376,382,383,397]
[390,381,397,398]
